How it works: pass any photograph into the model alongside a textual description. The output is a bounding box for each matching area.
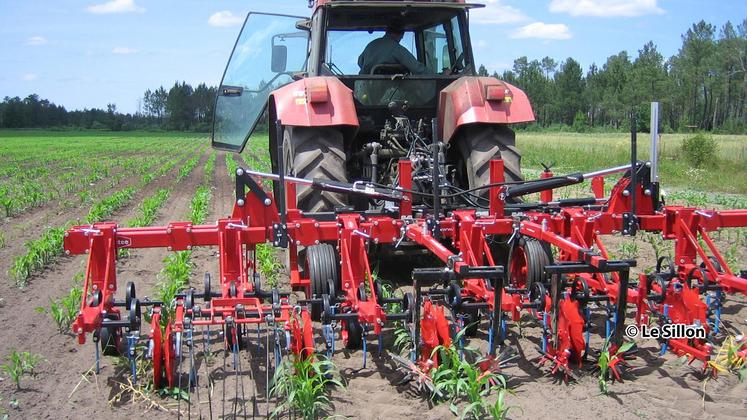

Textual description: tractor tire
[306,243,340,321]
[508,237,553,290]
[456,124,523,199]
[282,126,347,212]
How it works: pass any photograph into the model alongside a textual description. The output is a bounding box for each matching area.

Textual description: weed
[270,356,344,419]
[1,350,43,390]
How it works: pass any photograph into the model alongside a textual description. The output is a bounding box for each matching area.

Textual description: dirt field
[0,132,745,419]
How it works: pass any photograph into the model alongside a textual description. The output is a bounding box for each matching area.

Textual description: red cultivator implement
[62,118,747,413]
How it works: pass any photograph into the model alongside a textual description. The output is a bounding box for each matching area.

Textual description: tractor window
[213,13,309,152]
[326,30,416,75]
[423,25,449,73]
[423,16,466,73]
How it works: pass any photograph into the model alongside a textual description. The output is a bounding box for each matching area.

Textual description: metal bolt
[186,227,192,233]
[296,240,301,245]
[314,240,320,244]
[622,190,630,197]
[65,250,70,255]
[237,199,245,207]
[314,222,319,228]
[109,284,114,289]
[374,238,379,244]
[167,228,172,234]
[392,237,397,241]
[391,220,396,225]
[187,245,192,250]
[64,232,69,237]
[264,198,271,206]
[644,189,652,196]
[236,168,244,176]
[295,223,301,228]
[168,246,173,251]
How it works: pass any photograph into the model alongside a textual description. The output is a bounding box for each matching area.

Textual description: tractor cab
[314,1,480,135]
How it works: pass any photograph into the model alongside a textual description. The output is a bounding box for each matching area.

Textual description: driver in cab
[358,23,429,75]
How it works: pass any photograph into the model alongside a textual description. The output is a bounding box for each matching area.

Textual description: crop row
[156,163,213,324]
[8,147,199,287]
[40,144,207,333]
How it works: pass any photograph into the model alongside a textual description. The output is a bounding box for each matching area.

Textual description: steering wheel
[371,63,409,75]
[450,52,465,74]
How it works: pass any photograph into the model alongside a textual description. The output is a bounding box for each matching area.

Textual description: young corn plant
[429,330,509,419]
[204,152,216,183]
[256,244,283,287]
[270,356,344,420]
[1,350,43,390]
[189,185,211,225]
[707,335,747,379]
[615,240,639,261]
[480,389,519,420]
[156,251,193,325]
[597,339,636,395]
[36,284,83,334]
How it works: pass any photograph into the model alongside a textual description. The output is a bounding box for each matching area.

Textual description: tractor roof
[313,0,485,12]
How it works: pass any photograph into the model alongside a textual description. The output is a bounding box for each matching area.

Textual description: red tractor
[212,0,533,212]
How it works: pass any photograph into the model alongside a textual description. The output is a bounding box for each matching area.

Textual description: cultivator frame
[63,127,747,410]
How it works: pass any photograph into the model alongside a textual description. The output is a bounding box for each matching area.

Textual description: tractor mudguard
[438,77,535,143]
[270,77,359,128]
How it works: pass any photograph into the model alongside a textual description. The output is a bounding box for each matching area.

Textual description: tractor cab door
[212,13,309,152]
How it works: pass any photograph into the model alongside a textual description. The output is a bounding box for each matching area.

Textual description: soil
[0,151,745,419]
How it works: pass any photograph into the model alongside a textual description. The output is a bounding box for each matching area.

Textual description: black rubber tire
[344,318,363,350]
[306,243,339,321]
[283,126,347,212]
[457,124,523,199]
[510,237,553,290]
[100,314,121,356]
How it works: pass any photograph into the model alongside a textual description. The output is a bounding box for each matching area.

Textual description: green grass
[517,132,747,194]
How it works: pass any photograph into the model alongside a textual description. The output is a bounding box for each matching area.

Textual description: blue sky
[1,0,744,113]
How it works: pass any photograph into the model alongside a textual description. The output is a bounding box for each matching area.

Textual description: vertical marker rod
[650,102,660,183]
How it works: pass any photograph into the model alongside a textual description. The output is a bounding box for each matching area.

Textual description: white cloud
[23,73,38,81]
[112,46,138,54]
[86,0,145,14]
[26,36,48,46]
[472,0,528,24]
[208,11,244,27]
[549,0,664,17]
[511,22,572,40]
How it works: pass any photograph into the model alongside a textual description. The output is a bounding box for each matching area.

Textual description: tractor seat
[370,63,409,75]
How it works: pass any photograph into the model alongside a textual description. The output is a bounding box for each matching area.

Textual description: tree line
[0,82,217,132]
[480,19,747,133]
[0,19,744,133]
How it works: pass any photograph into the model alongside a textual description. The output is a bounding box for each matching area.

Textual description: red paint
[271,77,359,128]
[438,77,535,142]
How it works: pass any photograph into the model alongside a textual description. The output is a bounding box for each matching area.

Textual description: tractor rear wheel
[456,124,523,200]
[283,126,347,212]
